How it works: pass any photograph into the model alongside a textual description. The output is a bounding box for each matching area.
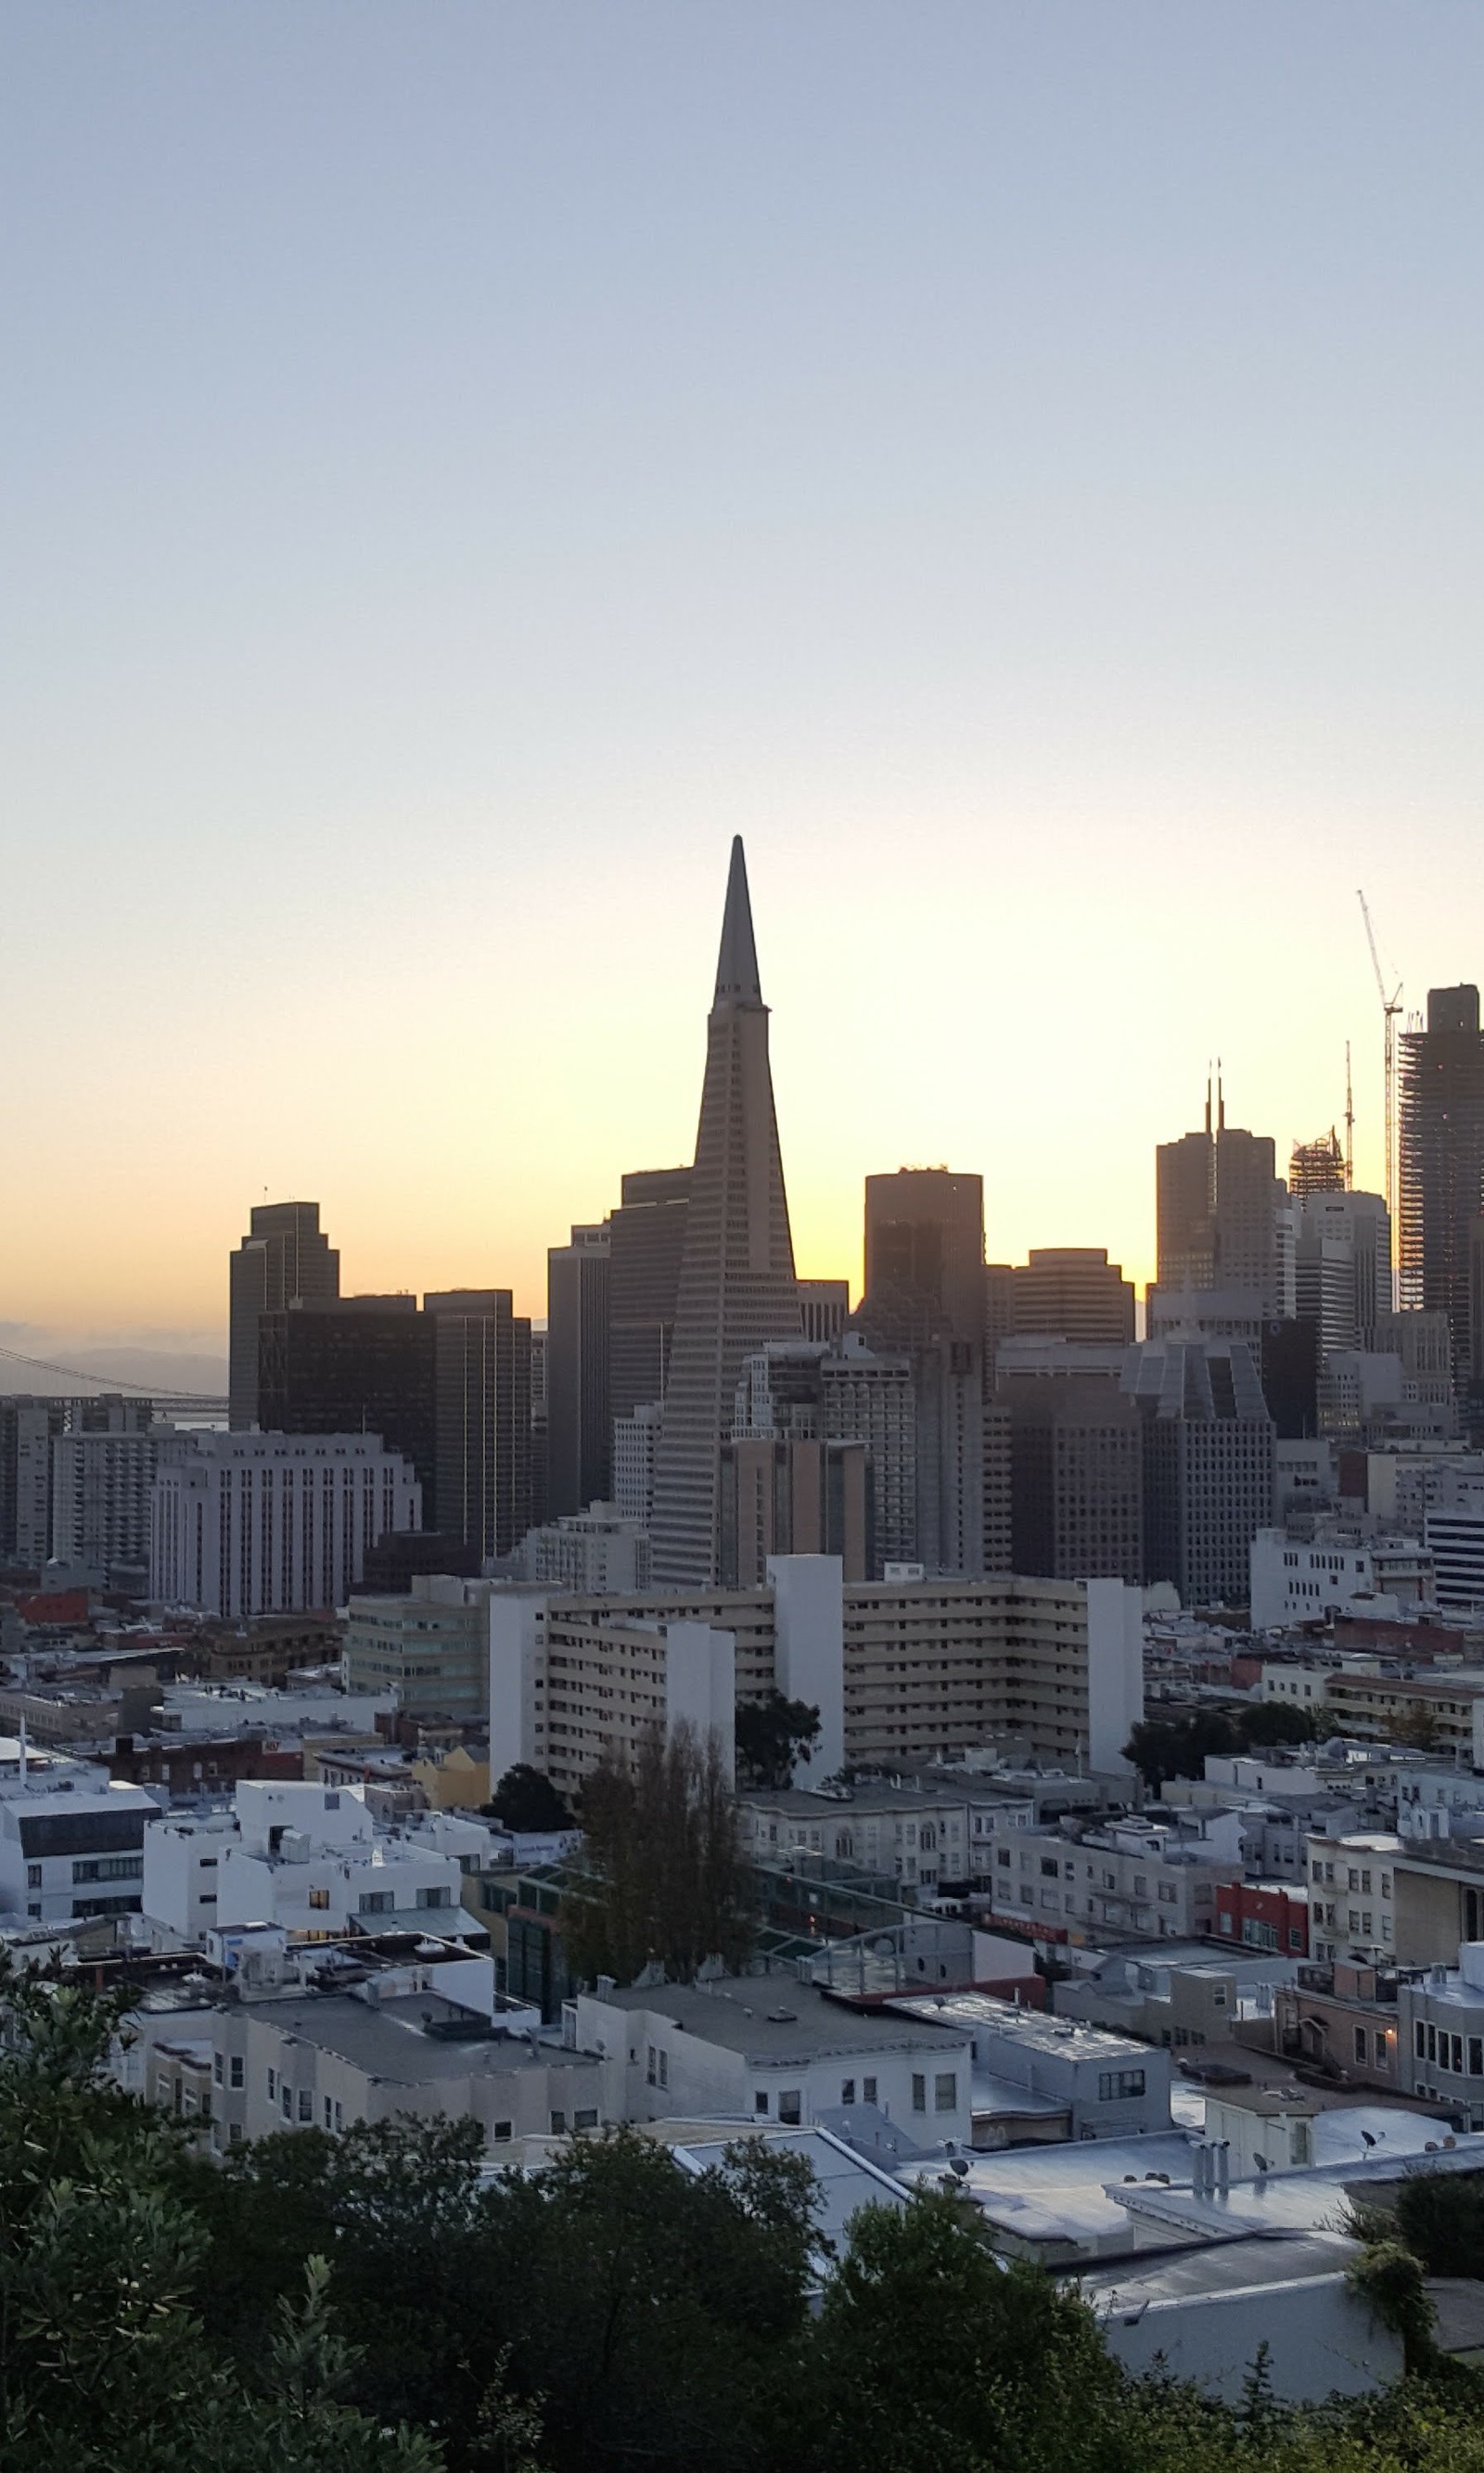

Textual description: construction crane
[1345,1039,1354,1190]
[1357,888,1402,1265]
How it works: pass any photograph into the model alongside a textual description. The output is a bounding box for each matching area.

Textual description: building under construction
[1288,1131,1346,1198]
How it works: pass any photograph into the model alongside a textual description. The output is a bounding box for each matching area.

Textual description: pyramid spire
[713,835,762,1006]
[650,840,800,1587]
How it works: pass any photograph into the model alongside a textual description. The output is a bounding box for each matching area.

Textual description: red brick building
[1215,1877,1309,1958]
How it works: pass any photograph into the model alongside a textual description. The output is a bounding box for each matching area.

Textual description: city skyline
[5,6,1482,1357]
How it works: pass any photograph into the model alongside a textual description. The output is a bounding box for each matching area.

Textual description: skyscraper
[1011,1249,1136,1345]
[1156,1083,1282,1315]
[426,1290,531,1562]
[545,1224,611,1516]
[649,839,800,1586]
[257,1297,437,1518]
[1399,986,1484,1373]
[229,1201,339,1429]
[608,1167,692,1425]
[860,1168,985,1345]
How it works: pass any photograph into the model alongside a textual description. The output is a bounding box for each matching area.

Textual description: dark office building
[1260,1316,1319,1441]
[426,1290,531,1562]
[546,1227,610,1517]
[1003,1377,1144,1584]
[257,1297,437,1520]
[608,1167,692,1422]
[860,1168,985,1347]
[1399,986,1484,1377]
[1125,1339,1275,1608]
[1156,1088,1281,1314]
[229,1201,339,1429]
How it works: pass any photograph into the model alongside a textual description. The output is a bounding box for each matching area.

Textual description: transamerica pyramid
[649,838,801,1586]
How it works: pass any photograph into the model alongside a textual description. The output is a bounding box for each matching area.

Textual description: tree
[0,1952,444,2473]
[735,1690,822,1790]
[1239,1700,1319,1749]
[561,1720,755,1986]
[1123,1702,1317,1788]
[485,1764,574,1831]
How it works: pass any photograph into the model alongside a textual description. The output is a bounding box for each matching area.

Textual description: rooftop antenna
[1344,1043,1354,1191]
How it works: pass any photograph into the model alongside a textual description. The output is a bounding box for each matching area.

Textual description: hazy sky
[3,4,1482,1366]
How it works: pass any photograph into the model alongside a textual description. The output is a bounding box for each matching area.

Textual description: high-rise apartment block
[650,841,801,1585]
[0,1399,68,1566]
[607,1168,691,1425]
[1399,986,1484,1374]
[1011,1249,1135,1346]
[719,1437,872,1585]
[819,1340,917,1569]
[545,1224,611,1516]
[490,1559,1144,1802]
[1157,1087,1283,1314]
[612,1402,661,1530]
[50,1401,160,1581]
[150,1430,422,1620]
[229,1202,339,1429]
[861,1168,985,1345]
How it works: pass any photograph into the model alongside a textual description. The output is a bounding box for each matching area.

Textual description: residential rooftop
[587,1979,967,2063]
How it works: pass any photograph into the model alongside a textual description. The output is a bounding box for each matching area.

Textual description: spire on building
[649,840,800,1587]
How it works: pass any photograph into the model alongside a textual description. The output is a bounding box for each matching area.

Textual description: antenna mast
[1344,1041,1354,1190]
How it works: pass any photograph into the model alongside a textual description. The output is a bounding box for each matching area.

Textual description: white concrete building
[574,1976,975,2145]
[1426,1467,1484,1613]
[888,1990,1175,2140]
[0,1752,156,1927]
[611,1403,660,1529]
[142,1779,467,1945]
[983,1812,1241,1944]
[1249,1525,1433,1631]
[150,1430,422,1620]
[518,1504,652,1593]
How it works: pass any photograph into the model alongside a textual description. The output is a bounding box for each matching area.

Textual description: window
[267,2069,277,2101]
[934,2073,957,2113]
[416,1886,451,1908]
[550,2111,567,2134]
[754,2090,769,2115]
[1354,2029,1368,2064]
[1040,1857,1058,1878]
[841,2079,856,2106]
[308,1889,330,1910]
[358,1890,393,1916]
[324,2096,334,2130]
[230,2057,244,2090]
[493,2121,513,2142]
[573,2108,598,2131]
[334,2103,343,2133]
[778,2090,801,2125]
[1471,2040,1483,2078]
[911,2074,927,2113]
[1453,2034,1465,2074]
[863,2077,877,2106]
[1415,2021,1427,2059]
[1427,2025,1439,2064]
[26,1864,41,1890]
[213,2053,224,2086]
[298,2090,313,2122]
[1097,2070,1146,2101]
[228,2122,243,2146]
[281,2086,293,2121]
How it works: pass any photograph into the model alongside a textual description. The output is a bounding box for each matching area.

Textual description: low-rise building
[981,1812,1239,1945]
[1306,1828,1401,1966]
[0,1745,156,1927]
[518,1504,653,1593]
[1249,1526,1433,1633]
[887,1990,1173,2143]
[573,1977,975,2146]
[1213,1878,1310,1958]
[141,1779,467,1946]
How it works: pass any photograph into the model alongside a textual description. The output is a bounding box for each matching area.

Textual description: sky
[2,4,1482,1379]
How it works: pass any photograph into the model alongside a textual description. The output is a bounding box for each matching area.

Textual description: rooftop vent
[766,2008,798,2024]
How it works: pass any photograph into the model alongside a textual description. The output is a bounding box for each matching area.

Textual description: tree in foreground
[485,1762,575,1831]
[734,1689,822,1790]
[561,1718,755,1985]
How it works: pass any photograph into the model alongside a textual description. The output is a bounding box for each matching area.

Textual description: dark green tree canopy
[485,1763,575,1832]
[735,1690,823,1791]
